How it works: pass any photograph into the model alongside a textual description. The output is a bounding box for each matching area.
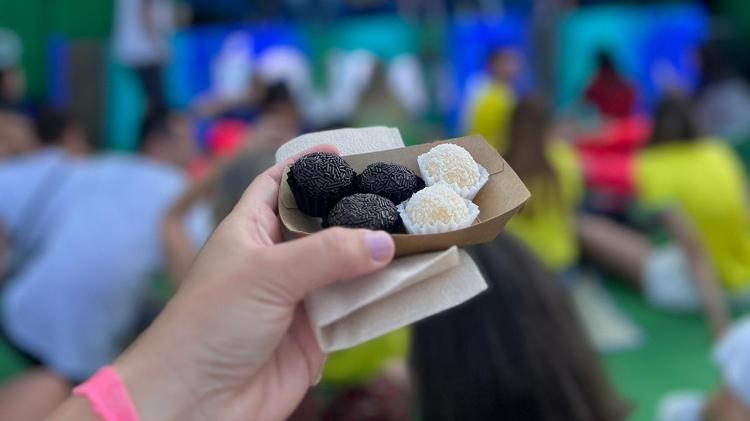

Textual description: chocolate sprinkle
[288,152,356,217]
[326,193,402,233]
[357,162,424,205]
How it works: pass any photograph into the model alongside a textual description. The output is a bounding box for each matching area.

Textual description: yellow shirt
[466,81,515,152]
[635,140,750,292]
[506,142,584,271]
[322,328,409,386]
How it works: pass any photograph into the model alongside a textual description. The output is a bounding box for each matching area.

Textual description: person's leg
[0,369,70,421]
[576,214,652,289]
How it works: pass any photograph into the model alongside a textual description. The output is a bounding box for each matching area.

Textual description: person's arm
[46,144,396,420]
[162,172,218,286]
[661,209,730,339]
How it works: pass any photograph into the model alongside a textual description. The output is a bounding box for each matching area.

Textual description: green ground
[0,279,718,421]
[603,280,718,421]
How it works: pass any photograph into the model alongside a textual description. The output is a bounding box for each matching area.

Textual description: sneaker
[657,391,707,421]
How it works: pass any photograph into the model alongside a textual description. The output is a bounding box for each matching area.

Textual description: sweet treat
[357,162,424,205]
[287,152,356,217]
[326,193,402,233]
[417,143,488,199]
[398,183,480,234]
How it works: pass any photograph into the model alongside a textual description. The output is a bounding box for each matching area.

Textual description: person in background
[0,111,36,159]
[694,41,750,144]
[464,46,521,152]
[411,234,629,421]
[35,106,91,157]
[0,110,201,421]
[112,0,175,114]
[0,28,26,112]
[584,50,637,119]
[578,95,750,338]
[504,96,584,278]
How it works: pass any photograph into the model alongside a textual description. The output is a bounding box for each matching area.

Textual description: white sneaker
[656,391,707,421]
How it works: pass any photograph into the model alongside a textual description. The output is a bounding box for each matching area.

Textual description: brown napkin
[276,127,489,352]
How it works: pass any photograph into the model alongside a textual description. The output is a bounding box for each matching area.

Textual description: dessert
[417,143,488,199]
[287,152,356,217]
[326,193,402,233]
[357,162,424,204]
[398,183,480,234]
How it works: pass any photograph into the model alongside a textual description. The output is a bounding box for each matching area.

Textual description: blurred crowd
[3,0,750,420]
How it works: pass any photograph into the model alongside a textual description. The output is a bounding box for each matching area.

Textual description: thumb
[260,227,395,303]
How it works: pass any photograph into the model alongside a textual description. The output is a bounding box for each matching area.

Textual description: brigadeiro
[287,152,356,217]
[326,193,402,233]
[357,162,424,205]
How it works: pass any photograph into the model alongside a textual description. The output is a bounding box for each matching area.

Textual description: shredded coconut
[421,144,480,189]
[405,184,469,225]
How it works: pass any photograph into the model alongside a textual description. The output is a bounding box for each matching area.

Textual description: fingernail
[365,231,394,262]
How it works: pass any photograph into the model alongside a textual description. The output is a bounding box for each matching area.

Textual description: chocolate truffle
[357,162,424,204]
[326,193,402,233]
[287,152,356,217]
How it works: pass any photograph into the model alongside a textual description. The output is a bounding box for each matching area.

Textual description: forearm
[44,397,99,421]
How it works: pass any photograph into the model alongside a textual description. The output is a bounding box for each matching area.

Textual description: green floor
[0,280,719,421]
[602,280,718,421]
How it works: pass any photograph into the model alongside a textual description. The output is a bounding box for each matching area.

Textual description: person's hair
[649,94,697,145]
[596,49,615,73]
[35,106,73,146]
[213,150,276,224]
[259,82,294,113]
[411,234,630,421]
[504,95,559,209]
[138,110,172,151]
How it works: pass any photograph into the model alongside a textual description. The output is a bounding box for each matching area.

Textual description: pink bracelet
[73,366,140,421]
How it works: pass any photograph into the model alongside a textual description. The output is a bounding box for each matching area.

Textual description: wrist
[113,338,196,420]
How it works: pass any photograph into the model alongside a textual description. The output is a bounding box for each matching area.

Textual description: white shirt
[0,150,207,380]
[112,0,174,66]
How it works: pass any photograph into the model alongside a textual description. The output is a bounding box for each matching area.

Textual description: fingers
[234,144,340,214]
[262,228,395,303]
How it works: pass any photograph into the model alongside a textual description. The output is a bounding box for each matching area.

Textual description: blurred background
[3,0,750,420]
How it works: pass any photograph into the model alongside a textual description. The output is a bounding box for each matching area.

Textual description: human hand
[115,145,396,420]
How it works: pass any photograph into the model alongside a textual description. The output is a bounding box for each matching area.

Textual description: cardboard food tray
[279,135,531,257]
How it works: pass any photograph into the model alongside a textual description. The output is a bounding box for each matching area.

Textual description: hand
[115,145,396,420]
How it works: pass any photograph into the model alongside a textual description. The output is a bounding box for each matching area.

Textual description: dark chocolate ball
[357,162,424,204]
[287,152,356,217]
[326,193,402,233]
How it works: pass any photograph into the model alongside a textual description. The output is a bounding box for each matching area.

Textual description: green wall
[0,0,113,98]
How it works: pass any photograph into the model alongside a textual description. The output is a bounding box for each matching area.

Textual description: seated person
[0,110,204,421]
[578,95,750,337]
[504,96,584,278]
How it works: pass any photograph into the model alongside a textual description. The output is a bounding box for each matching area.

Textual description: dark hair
[649,95,697,145]
[35,106,73,146]
[137,110,172,151]
[596,50,615,72]
[411,234,629,421]
[505,95,559,210]
[259,82,294,113]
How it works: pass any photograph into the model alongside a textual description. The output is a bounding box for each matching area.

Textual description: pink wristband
[73,366,140,421]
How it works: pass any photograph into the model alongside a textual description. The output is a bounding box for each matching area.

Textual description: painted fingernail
[365,231,394,262]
